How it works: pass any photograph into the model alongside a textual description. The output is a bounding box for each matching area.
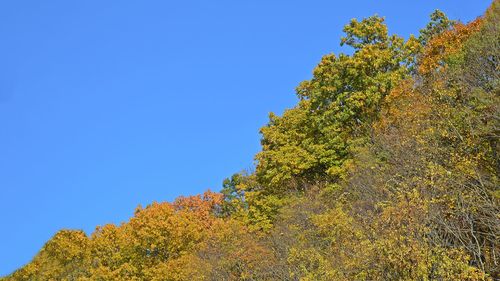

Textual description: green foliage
[220,173,248,216]
[418,10,456,46]
[256,15,419,193]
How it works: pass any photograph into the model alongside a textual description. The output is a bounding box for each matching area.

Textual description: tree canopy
[3,1,499,280]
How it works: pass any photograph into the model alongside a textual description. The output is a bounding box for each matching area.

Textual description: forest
[3,1,499,280]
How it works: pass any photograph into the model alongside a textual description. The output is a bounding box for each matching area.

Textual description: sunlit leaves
[4,3,499,280]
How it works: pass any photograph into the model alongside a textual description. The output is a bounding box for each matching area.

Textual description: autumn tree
[256,16,419,194]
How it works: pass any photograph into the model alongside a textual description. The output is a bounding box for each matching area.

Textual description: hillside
[3,1,499,280]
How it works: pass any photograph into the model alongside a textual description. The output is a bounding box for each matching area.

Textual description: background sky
[0,0,492,276]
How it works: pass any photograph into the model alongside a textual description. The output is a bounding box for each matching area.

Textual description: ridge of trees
[3,1,499,280]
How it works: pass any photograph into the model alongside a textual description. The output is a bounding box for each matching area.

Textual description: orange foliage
[419,18,483,74]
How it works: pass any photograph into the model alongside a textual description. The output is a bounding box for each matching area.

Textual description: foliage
[256,15,419,194]
[3,2,499,280]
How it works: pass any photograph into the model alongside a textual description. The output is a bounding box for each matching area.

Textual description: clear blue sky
[0,0,491,276]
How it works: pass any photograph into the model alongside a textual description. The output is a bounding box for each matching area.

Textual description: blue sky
[0,0,491,276]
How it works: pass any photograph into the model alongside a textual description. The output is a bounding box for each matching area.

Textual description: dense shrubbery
[4,2,499,280]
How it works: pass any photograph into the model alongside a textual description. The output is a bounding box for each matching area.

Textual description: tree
[256,16,419,194]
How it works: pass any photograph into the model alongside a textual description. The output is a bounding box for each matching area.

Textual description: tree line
[4,1,499,280]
